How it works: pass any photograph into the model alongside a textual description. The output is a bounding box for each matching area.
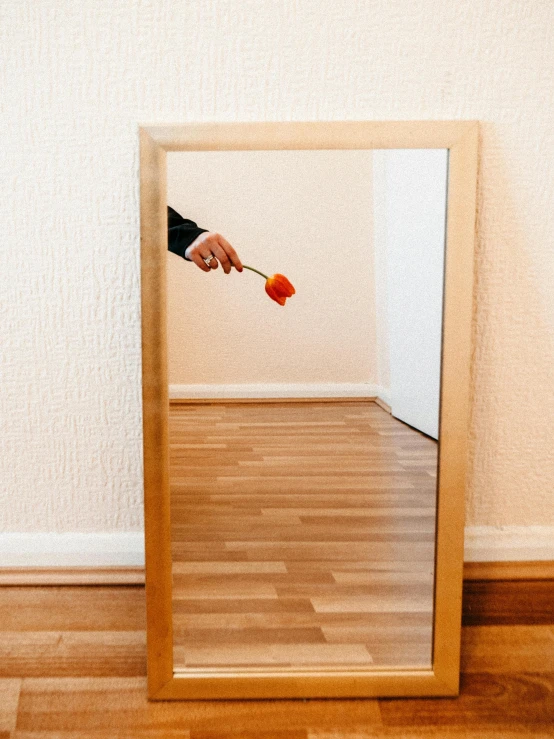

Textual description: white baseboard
[464,526,554,562]
[169,383,389,400]
[1,527,553,571]
[0,532,145,568]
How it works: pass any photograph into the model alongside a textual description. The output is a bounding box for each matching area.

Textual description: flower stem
[242,264,269,280]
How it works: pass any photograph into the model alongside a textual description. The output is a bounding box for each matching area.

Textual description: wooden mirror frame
[139,121,478,700]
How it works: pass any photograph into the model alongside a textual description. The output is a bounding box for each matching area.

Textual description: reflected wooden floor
[169,400,438,671]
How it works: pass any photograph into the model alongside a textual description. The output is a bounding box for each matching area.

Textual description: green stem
[242,264,269,280]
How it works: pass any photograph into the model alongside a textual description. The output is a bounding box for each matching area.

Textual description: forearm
[167,206,208,261]
[168,222,209,260]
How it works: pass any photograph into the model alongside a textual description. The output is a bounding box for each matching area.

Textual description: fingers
[217,234,243,272]
[186,232,243,274]
[209,242,233,274]
[189,251,212,272]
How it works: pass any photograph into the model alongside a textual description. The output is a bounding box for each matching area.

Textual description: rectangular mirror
[139,121,478,700]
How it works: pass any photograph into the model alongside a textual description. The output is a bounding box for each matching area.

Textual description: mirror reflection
[166,148,447,673]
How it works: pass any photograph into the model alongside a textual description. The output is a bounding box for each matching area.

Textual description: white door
[382,149,448,440]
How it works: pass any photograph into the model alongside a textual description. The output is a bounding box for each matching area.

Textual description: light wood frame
[139,121,479,700]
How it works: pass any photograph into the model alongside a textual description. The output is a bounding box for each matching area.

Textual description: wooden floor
[169,401,437,671]
[0,582,553,736]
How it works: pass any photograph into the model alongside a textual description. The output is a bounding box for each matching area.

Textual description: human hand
[184,232,243,274]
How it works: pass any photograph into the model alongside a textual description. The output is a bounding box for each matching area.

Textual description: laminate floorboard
[169,402,437,671]
[0,583,554,739]
[463,579,554,625]
[0,585,553,737]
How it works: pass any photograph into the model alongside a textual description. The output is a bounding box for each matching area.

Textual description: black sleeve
[168,205,209,261]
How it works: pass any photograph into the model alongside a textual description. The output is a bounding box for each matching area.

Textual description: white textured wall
[167,150,375,386]
[1,0,553,537]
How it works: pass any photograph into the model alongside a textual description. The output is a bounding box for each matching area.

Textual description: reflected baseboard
[169,383,392,404]
[374,396,392,413]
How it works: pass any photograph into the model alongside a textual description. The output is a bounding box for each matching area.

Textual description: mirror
[167,147,447,673]
[140,122,478,700]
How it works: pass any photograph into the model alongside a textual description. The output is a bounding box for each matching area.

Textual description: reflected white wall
[167,150,377,393]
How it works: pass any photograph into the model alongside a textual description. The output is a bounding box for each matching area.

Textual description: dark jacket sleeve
[168,206,208,261]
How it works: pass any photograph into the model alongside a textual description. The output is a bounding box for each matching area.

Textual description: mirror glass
[166,148,447,674]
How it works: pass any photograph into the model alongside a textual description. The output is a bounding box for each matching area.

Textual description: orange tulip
[243,266,295,306]
[264,273,296,306]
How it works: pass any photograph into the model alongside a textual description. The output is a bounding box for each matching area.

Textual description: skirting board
[0,533,145,568]
[463,526,554,563]
[2,562,554,586]
[0,528,553,585]
[169,383,392,404]
[0,566,145,585]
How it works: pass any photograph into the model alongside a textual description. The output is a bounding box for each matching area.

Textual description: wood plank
[460,625,554,673]
[0,587,145,631]
[463,580,554,625]
[173,642,374,668]
[306,728,554,738]
[0,678,20,733]
[173,612,433,630]
[464,561,554,580]
[0,631,146,678]
[0,567,145,586]
[378,672,554,726]
[1,585,553,733]
[169,401,439,672]
[15,676,380,733]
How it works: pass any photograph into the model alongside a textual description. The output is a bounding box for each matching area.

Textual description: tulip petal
[273,274,295,296]
[265,280,287,305]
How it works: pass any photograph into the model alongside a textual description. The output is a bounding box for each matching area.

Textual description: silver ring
[203,254,216,266]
